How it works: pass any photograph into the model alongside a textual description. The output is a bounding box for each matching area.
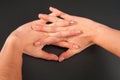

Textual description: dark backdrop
[0,0,120,80]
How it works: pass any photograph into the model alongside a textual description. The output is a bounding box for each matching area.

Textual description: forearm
[0,36,23,80]
[93,23,120,57]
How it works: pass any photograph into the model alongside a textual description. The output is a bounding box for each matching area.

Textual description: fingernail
[49,6,53,9]
[59,57,64,62]
[73,44,79,49]
[39,14,46,18]
[68,20,75,25]
[34,42,41,46]
[50,6,55,9]
[74,30,81,34]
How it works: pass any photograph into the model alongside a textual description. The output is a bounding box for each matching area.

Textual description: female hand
[38,7,100,62]
[7,18,81,61]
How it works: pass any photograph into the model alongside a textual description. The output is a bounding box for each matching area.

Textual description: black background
[0,0,120,80]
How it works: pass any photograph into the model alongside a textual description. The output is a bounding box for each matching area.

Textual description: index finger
[49,7,72,20]
[32,12,58,30]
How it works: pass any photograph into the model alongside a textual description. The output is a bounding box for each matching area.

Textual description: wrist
[82,21,101,44]
[92,23,109,44]
[1,36,24,55]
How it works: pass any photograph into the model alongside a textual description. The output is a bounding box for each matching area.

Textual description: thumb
[58,49,79,62]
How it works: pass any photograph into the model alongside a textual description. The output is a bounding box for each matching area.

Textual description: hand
[7,16,81,61]
[37,7,100,62]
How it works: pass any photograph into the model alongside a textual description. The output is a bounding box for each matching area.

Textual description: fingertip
[73,44,80,49]
[74,30,82,34]
[38,14,47,19]
[49,6,57,14]
[49,7,61,16]
[58,50,74,62]
[34,41,41,46]
[59,56,65,62]
[49,6,53,11]
[49,6,55,10]
[47,54,59,61]
[67,20,75,26]
[71,30,82,36]
[38,13,43,18]
[54,57,59,61]
[53,55,59,61]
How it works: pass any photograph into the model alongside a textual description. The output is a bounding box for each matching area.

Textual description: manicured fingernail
[73,44,79,48]
[39,14,46,18]
[34,42,41,46]
[50,6,55,10]
[59,57,64,62]
[49,6,53,9]
[74,30,81,34]
[68,20,75,25]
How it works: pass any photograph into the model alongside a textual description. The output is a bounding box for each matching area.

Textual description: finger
[49,7,72,20]
[39,14,72,27]
[38,12,58,19]
[58,43,94,62]
[48,30,82,37]
[35,18,75,32]
[39,50,58,61]
[39,14,73,26]
[47,20,70,27]
[32,12,57,31]
[34,25,70,32]
[25,47,58,61]
[37,37,67,45]
[38,12,58,23]
[58,49,79,62]
[31,20,46,31]
[38,19,46,24]
[38,12,59,23]
[33,29,81,47]
[38,14,63,23]
[53,42,79,49]
[34,39,80,49]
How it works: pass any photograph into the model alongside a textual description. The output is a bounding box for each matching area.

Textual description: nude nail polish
[34,42,41,46]
[75,30,81,34]
[73,44,79,49]
[59,57,64,62]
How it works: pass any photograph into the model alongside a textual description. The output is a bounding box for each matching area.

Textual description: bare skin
[0,18,81,80]
[36,7,120,62]
[0,7,120,80]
